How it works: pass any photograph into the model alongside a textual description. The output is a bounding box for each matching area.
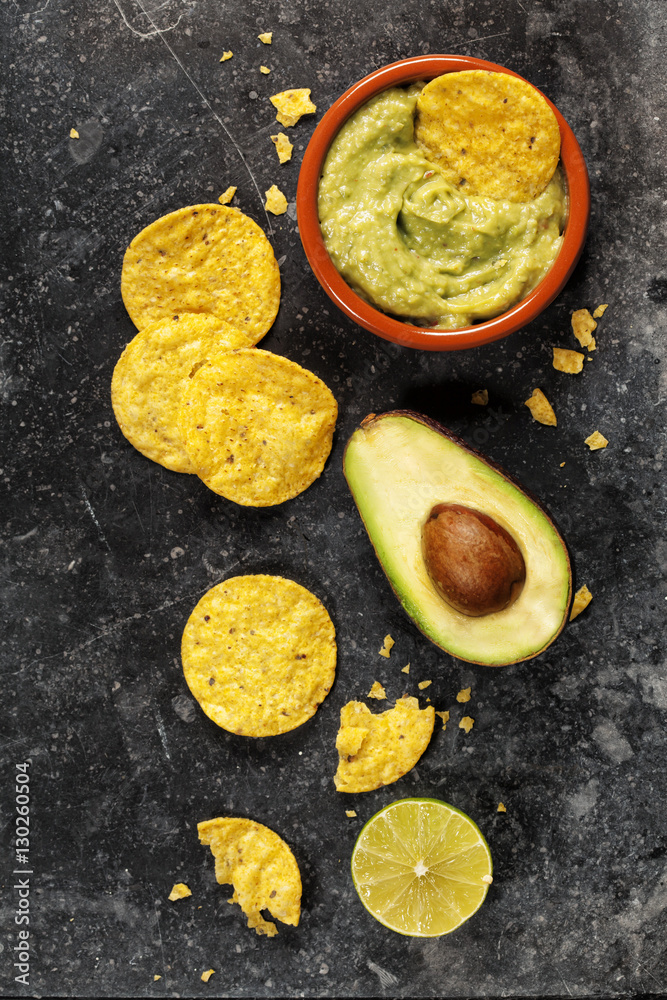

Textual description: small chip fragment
[525,387,557,426]
[345,810,357,818]
[593,303,609,319]
[459,716,474,733]
[154,975,161,981]
[121,204,280,343]
[270,88,316,127]
[553,347,584,374]
[220,51,233,62]
[585,430,608,451]
[260,65,271,75]
[258,31,273,43]
[378,635,394,658]
[334,697,435,793]
[401,663,410,674]
[198,817,301,937]
[168,883,192,901]
[570,584,593,621]
[497,802,507,813]
[179,349,337,505]
[69,128,79,139]
[435,710,450,729]
[571,309,597,351]
[264,184,288,215]
[201,970,215,983]
[456,686,471,703]
[218,185,237,204]
[417,680,432,690]
[368,681,387,700]
[481,874,494,884]
[471,389,489,406]
[271,132,293,163]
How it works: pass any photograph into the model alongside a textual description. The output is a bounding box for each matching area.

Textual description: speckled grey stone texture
[2,1,666,997]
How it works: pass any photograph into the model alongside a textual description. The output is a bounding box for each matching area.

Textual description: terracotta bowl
[296,55,590,351]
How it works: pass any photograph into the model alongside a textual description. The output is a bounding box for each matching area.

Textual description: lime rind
[351,797,492,937]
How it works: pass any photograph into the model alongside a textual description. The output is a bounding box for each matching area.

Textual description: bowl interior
[297,55,590,352]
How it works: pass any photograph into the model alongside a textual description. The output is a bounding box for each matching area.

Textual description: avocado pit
[422,503,526,617]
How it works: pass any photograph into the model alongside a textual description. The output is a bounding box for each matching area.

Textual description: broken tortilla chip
[198,816,301,937]
[553,347,584,374]
[218,185,236,204]
[220,51,233,62]
[585,430,608,451]
[201,970,215,982]
[270,88,316,127]
[570,584,593,620]
[456,687,471,703]
[435,710,449,729]
[271,133,293,164]
[571,309,597,351]
[378,634,394,658]
[168,883,192,901]
[367,681,387,700]
[471,389,489,406]
[265,184,288,215]
[525,387,557,426]
[593,303,608,319]
[459,716,474,733]
[258,32,272,44]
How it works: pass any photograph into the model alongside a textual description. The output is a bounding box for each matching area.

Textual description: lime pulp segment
[351,797,492,937]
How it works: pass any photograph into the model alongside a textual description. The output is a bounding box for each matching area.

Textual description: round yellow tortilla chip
[198,816,301,937]
[111,313,248,473]
[182,575,337,737]
[415,70,561,202]
[179,349,338,506]
[121,204,281,343]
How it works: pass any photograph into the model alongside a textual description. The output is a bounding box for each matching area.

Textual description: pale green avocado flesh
[344,412,571,666]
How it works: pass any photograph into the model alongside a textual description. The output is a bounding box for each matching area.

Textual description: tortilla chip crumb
[154,975,162,981]
[570,584,593,621]
[218,185,237,205]
[219,51,233,62]
[553,347,584,374]
[560,462,565,467]
[525,387,557,426]
[70,128,79,139]
[401,663,410,674]
[258,31,273,43]
[260,66,271,75]
[271,132,293,164]
[264,184,288,215]
[201,969,215,983]
[435,710,449,729]
[168,882,192,901]
[368,681,387,700]
[497,802,507,813]
[459,716,474,734]
[471,389,489,406]
[571,308,597,351]
[585,430,608,451]
[481,874,494,884]
[418,680,432,690]
[270,88,316,127]
[593,303,608,319]
[456,686,471,703]
[345,810,357,818]
[378,634,394,658]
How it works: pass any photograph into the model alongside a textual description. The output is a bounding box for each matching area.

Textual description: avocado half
[343,411,572,666]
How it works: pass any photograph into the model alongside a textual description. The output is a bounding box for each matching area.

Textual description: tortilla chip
[168,883,192,901]
[345,810,357,818]
[367,681,387,700]
[111,314,247,473]
[456,686,471,703]
[401,663,410,674]
[570,584,593,620]
[182,575,336,737]
[201,970,215,982]
[497,802,507,813]
[271,133,293,164]
[553,347,584,373]
[378,634,394,658]
[418,680,432,690]
[260,66,271,75]
[121,204,281,344]
[415,71,561,201]
[69,128,79,139]
[435,710,449,729]
[258,32,273,44]
[218,186,236,204]
[265,184,288,215]
[471,389,489,405]
[220,51,233,62]
[179,348,337,506]
[525,387,557,426]
[571,309,597,351]
[585,430,608,451]
[198,817,301,937]
[459,716,474,733]
[270,88,316,127]
[334,697,435,793]
[593,303,608,319]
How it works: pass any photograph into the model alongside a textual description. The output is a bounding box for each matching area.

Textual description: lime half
[351,797,492,937]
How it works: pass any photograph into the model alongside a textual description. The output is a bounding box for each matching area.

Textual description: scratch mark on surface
[367,960,398,989]
[637,962,663,988]
[449,31,511,47]
[79,484,111,551]
[154,707,172,764]
[112,0,191,39]
[131,0,274,233]
[153,901,168,981]
[13,526,38,542]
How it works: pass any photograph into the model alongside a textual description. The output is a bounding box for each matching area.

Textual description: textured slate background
[2,0,666,997]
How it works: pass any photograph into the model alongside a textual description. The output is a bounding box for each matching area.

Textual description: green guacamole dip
[318,85,568,329]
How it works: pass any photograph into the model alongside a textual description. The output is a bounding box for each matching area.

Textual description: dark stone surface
[2,1,666,996]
